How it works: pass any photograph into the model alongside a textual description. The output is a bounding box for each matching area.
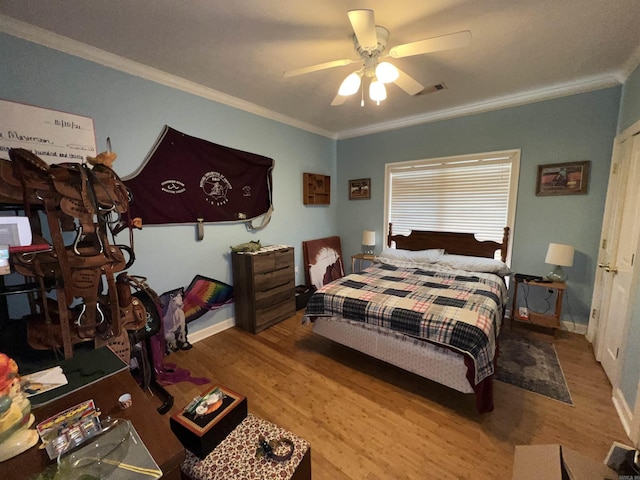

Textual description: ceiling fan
[283,9,471,106]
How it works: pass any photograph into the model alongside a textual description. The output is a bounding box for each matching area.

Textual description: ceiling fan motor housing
[354,25,389,58]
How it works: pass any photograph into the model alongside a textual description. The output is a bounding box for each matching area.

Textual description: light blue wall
[618,64,640,133]
[619,63,640,411]
[0,33,337,333]
[336,88,621,328]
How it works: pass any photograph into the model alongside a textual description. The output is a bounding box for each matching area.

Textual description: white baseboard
[560,320,588,335]
[612,386,634,441]
[505,311,588,335]
[188,317,235,344]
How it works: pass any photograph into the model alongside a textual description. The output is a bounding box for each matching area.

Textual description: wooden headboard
[387,223,510,262]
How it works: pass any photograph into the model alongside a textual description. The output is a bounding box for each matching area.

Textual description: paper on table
[21,366,68,397]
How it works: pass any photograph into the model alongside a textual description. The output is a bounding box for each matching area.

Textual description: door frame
[587,136,630,359]
[588,121,640,360]
[588,118,640,446]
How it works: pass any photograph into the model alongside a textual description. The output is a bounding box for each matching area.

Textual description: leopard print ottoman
[181,413,310,480]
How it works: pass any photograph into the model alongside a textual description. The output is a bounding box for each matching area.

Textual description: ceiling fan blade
[283,58,355,78]
[348,9,378,50]
[389,30,472,59]
[331,94,348,106]
[393,68,424,96]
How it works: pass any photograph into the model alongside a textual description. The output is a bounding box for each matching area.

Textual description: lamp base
[363,246,374,255]
[547,265,567,282]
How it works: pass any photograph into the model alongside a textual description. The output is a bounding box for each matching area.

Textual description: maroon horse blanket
[123,126,274,229]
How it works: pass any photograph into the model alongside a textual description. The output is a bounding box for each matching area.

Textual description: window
[384,150,520,259]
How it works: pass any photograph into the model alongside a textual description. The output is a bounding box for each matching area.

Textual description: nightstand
[511,276,566,335]
[351,253,375,273]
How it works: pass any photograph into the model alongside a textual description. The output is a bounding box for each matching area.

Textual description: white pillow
[377,247,445,264]
[437,254,511,276]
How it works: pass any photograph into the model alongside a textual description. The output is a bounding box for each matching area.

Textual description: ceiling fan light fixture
[369,79,387,102]
[375,62,399,83]
[338,72,361,96]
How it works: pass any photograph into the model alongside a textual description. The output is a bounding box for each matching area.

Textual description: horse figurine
[162,291,187,353]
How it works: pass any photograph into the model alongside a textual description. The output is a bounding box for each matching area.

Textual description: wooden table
[351,253,375,273]
[511,277,567,335]
[3,369,185,480]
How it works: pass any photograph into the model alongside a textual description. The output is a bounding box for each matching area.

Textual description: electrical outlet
[519,307,529,318]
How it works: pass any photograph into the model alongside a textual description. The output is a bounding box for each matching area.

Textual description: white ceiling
[2,1,640,139]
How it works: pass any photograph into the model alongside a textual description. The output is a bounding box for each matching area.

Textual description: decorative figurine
[0,354,39,462]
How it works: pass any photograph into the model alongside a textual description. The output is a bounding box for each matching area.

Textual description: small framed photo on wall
[349,178,371,200]
[536,161,590,196]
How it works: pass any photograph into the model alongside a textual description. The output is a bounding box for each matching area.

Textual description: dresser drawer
[252,253,276,274]
[255,280,295,309]
[256,299,296,329]
[254,265,293,291]
[275,248,293,268]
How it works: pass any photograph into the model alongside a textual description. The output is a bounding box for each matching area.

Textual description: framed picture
[302,236,345,289]
[171,385,246,434]
[349,178,371,200]
[536,161,591,196]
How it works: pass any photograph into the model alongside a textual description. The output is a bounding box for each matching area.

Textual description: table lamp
[545,243,574,282]
[362,230,376,255]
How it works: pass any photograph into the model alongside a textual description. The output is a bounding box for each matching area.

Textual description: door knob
[598,263,618,273]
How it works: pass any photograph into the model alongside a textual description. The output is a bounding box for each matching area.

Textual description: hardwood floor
[162,312,630,479]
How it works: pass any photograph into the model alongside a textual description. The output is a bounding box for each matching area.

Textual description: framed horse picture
[302,236,345,289]
[349,178,371,200]
[536,161,590,196]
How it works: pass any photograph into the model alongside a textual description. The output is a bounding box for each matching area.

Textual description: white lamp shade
[545,243,574,267]
[375,62,399,83]
[362,230,376,246]
[369,80,387,101]
[338,72,361,96]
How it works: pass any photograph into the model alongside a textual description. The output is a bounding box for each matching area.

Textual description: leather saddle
[5,148,139,357]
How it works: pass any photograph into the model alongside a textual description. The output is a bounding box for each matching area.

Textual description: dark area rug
[495,329,573,405]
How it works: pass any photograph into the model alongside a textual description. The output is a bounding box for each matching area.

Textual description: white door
[595,132,640,383]
[588,136,631,357]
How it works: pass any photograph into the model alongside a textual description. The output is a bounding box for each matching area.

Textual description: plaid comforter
[305,263,508,384]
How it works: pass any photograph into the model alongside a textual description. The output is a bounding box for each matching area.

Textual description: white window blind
[385,150,519,246]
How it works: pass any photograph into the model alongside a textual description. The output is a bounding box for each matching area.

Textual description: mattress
[312,316,474,393]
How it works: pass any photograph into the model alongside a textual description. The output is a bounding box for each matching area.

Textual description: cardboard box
[170,385,247,459]
[512,444,617,480]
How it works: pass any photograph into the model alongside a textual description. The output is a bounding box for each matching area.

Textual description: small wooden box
[170,385,247,459]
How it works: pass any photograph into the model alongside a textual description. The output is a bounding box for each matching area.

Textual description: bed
[304,224,511,413]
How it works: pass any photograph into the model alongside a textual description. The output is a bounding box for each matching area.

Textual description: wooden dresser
[231,247,295,333]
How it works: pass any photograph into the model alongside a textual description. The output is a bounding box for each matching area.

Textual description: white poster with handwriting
[0,99,96,165]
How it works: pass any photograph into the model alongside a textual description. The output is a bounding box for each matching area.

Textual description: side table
[181,413,311,480]
[511,277,566,335]
[351,253,375,273]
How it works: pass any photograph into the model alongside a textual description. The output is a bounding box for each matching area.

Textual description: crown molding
[336,74,623,140]
[618,43,640,82]
[0,15,336,139]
